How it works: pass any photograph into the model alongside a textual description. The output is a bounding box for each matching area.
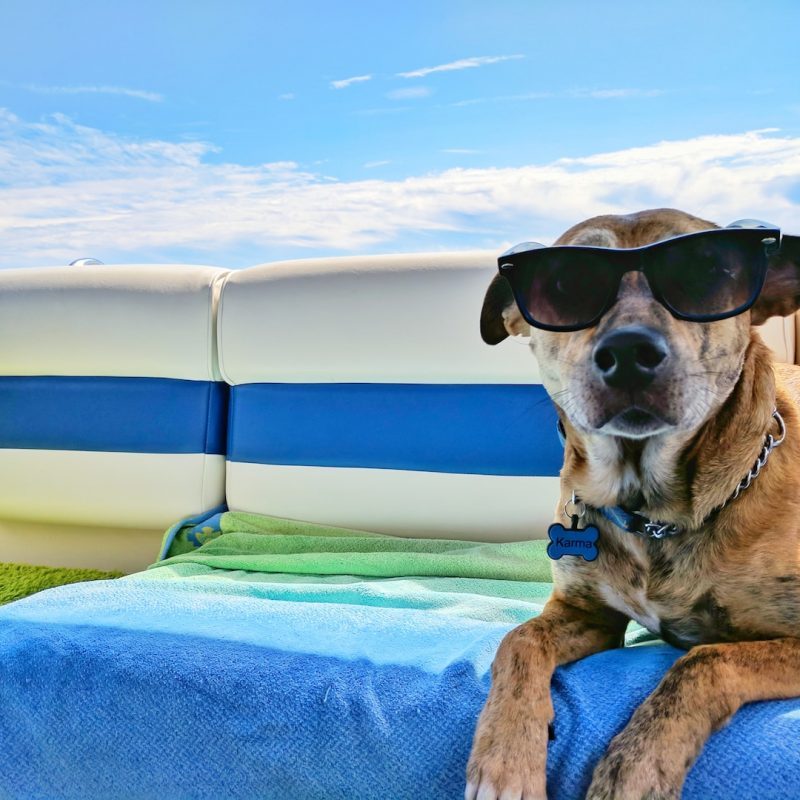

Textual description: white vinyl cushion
[759,315,796,364]
[0,265,228,380]
[0,264,230,530]
[219,252,541,384]
[0,450,225,529]
[226,463,560,542]
[219,252,558,542]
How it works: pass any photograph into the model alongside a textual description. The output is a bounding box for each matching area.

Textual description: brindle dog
[467,208,800,799]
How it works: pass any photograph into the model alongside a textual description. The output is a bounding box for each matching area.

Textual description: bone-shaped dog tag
[547,516,599,562]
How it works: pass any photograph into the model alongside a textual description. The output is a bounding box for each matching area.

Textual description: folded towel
[0,513,796,799]
[157,509,554,582]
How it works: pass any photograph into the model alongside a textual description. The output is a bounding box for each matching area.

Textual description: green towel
[149,510,654,643]
[154,510,552,583]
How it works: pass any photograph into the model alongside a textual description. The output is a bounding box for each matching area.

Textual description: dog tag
[547,515,599,562]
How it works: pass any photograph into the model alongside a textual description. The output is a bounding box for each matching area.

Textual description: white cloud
[386,87,432,100]
[1,112,799,269]
[353,106,412,116]
[451,88,662,107]
[441,148,482,154]
[364,160,391,168]
[23,84,163,102]
[279,93,295,100]
[571,88,664,99]
[330,74,372,90]
[397,54,524,79]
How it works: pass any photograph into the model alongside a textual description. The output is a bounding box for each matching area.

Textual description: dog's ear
[751,235,800,325]
[480,274,530,344]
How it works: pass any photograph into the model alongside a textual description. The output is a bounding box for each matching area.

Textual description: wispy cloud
[452,88,662,107]
[22,84,163,102]
[572,88,664,99]
[278,93,295,101]
[1,112,799,268]
[363,160,391,169]
[353,106,412,116]
[397,54,524,79]
[452,91,552,107]
[330,74,372,90]
[386,87,432,100]
[441,148,482,155]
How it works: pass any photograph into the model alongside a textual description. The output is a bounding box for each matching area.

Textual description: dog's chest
[593,542,747,649]
[596,579,727,647]
[592,535,728,647]
[596,582,664,635]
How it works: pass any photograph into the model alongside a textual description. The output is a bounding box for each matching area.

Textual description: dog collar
[558,409,786,539]
[596,505,681,539]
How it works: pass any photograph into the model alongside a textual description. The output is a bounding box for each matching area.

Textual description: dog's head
[481,208,800,439]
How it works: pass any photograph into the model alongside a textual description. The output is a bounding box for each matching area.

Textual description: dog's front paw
[586,730,683,800]
[465,701,549,800]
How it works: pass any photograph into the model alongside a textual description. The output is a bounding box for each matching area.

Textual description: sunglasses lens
[516,250,618,329]
[648,233,765,318]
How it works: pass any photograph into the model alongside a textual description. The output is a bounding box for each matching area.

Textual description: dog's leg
[466,595,627,800]
[587,637,800,800]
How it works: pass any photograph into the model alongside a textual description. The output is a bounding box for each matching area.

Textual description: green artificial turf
[0,562,122,605]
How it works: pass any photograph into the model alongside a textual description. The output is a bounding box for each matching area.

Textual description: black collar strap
[556,410,785,539]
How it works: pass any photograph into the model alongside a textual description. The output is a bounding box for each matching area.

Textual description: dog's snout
[593,325,669,390]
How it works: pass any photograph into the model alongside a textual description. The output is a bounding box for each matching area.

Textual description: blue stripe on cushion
[227,383,561,476]
[0,377,228,455]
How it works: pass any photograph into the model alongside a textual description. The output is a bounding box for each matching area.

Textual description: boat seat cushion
[218,253,562,543]
[0,264,229,529]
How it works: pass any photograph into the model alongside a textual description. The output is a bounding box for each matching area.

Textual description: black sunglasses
[498,220,781,332]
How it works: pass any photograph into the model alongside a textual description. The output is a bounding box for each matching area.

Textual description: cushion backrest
[0,264,229,529]
[219,252,559,542]
[219,253,799,543]
[759,316,795,364]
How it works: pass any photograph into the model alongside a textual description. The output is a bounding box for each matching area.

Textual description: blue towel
[0,570,798,798]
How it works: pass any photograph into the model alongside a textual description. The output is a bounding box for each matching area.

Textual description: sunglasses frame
[498,222,782,332]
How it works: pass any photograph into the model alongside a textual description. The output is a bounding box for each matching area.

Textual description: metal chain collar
[715,408,786,510]
[641,519,682,540]
[568,408,786,540]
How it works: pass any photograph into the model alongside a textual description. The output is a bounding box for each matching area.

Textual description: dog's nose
[593,325,669,390]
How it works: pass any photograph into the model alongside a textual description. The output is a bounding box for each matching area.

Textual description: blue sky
[1,0,800,268]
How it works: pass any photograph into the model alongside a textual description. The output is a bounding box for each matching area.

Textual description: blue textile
[158,504,228,560]
[0,575,797,799]
[227,382,562,476]
[0,376,228,454]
